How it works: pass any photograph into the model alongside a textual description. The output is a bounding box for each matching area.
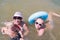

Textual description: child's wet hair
[11,24,21,33]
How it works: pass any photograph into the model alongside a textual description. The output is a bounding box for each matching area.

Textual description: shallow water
[0,0,60,40]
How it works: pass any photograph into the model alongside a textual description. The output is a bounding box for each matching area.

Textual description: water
[0,0,60,40]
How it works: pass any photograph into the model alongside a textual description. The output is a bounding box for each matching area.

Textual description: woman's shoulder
[21,21,25,24]
[20,21,26,27]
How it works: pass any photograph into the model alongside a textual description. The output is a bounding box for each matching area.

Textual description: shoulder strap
[20,21,25,27]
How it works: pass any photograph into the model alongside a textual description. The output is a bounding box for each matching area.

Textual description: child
[1,22,24,40]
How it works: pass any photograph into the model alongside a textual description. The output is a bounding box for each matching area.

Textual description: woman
[1,11,29,40]
[28,11,60,36]
[12,12,29,40]
[28,11,48,36]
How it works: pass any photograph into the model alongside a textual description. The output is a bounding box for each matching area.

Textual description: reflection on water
[0,0,60,40]
[52,0,60,6]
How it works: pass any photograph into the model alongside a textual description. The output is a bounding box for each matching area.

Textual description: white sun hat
[13,12,23,18]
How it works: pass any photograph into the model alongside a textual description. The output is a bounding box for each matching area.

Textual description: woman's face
[35,18,44,30]
[13,16,22,25]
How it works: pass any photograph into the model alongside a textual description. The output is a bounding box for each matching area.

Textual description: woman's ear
[44,20,49,24]
[40,23,46,29]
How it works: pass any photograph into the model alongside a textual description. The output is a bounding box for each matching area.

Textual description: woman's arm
[49,12,60,17]
[23,24,29,36]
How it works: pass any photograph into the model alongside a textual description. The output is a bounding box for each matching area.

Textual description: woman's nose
[15,19,19,21]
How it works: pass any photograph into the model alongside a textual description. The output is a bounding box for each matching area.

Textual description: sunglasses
[13,16,22,20]
[35,22,43,26]
[35,22,46,29]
